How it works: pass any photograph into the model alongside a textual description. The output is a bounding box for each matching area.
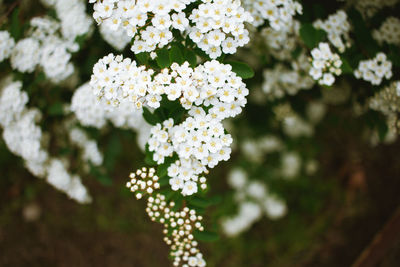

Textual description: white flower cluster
[260,20,300,60]
[47,159,92,203]
[221,168,287,237]
[10,17,75,82]
[0,81,47,177]
[309,42,342,86]
[71,83,152,150]
[262,53,314,99]
[126,167,160,199]
[369,81,400,132]
[126,169,206,267]
[90,54,248,119]
[148,115,232,195]
[313,10,351,53]
[372,17,400,46]
[40,0,93,42]
[188,0,253,58]
[242,0,302,30]
[147,194,206,267]
[354,52,393,85]
[0,31,15,62]
[90,0,252,58]
[69,128,104,166]
[241,135,283,163]
[7,0,91,82]
[280,151,301,179]
[99,23,131,51]
[273,102,326,138]
[0,80,91,203]
[355,0,399,18]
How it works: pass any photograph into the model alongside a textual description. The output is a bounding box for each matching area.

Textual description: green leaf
[157,163,169,178]
[144,143,157,165]
[48,102,64,116]
[188,196,212,208]
[10,8,21,40]
[158,176,169,187]
[388,45,400,67]
[169,106,186,122]
[227,61,254,79]
[193,230,219,242]
[142,107,159,125]
[169,45,185,64]
[90,166,112,186]
[340,57,353,74]
[184,49,197,67]
[299,23,326,49]
[156,48,171,69]
[136,52,150,65]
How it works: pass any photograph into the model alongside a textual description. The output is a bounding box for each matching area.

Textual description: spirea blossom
[354,52,393,85]
[47,159,92,203]
[260,20,300,60]
[222,168,287,236]
[71,83,152,150]
[69,128,104,166]
[10,17,78,82]
[262,53,314,99]
[369,81,400,133]
[10,38,41,73]
[0,31,15,62]
[90,54,248,120]
[90,0,252,58]
[313,10,351,53]
[372,17,400,46]
[242,0,302,29]
[188,0,253,58]
[309,42,342,86]
[41,0,93,42]
[148,115,232,195]
[99,23,131,51]
[126,169,206,267]
[0,80,91,203]
[0,81,28,128]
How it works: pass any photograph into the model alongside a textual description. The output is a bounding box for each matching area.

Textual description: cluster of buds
[147,194,206,267]
[127,168,206,266]
[126,167,160,199]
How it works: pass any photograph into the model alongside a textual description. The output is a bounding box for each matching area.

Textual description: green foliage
[227,61,254,79]
[299,23,326,49]
[135,52,150,65]
[194,230,219,242]
[156,48,171,69]
[142,107,160,125]
[184,49,197,67]
[10,8,21,40]
[169,44,185,64]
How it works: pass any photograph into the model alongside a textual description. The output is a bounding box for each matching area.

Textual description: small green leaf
[188,196,212,208]
[340,57,353,74]
[227,61,254,79]
[299,23,326,49]
[156,48,171,69]
[193,230,219,242]
[10,8,21,39]
[169,45,185,64]
[48,103,64,116]
[142,107,159,125]
[136,52,150,65]
[184,49,197,67]
[158,176,169,187]
[170,106,186,122]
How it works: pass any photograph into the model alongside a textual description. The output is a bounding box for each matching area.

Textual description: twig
[0,0,22,26]
[352,205,400,267]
